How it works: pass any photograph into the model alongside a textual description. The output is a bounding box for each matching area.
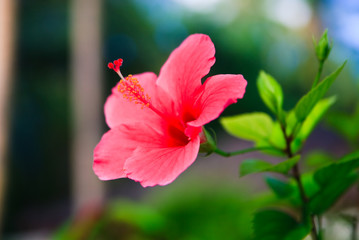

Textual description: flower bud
[199,128,217,155]
[313,29,332,62]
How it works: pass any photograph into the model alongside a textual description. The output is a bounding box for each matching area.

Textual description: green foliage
[265,176,294,198]
[54,201,165,240]
[326,103,359,146]
[55,184,257,240]
[309,151,359,215]
[291,96,337,153]
[257,71,284,118]
[154,183,256,240]
[267,121,286,151]
[239,156,300,177]
[199,128,217,155]
[265,173,319,207]
[305,151,335,168]
[294,61,346,122]
[220,112,273,143]
[220,29,351,240]
[252,209,310,240]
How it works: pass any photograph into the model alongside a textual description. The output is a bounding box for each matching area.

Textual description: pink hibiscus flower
[93,34,247,187]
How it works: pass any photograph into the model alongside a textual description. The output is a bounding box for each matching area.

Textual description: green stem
[281,124,319,240]
[351,216,357,240]
[317,216,323,240]
[213,146,278,157]
[312,60,324,89]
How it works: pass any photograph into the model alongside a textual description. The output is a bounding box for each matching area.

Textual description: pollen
[117,75,151,108]
[108,58,152,109]
[108,58,123,72]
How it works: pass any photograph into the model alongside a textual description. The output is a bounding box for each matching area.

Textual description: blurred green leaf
[285,110,298,137]
[265,176,294,198]
[285,225,311,240]
[291,96,337,153]
[314,151,359,185]
[270,156,300,174]
[309,151,359,214]
[240,159,272,177]
[220,112,273,143]
[278,173,320,207]
[326,103,359,145]
[294,61,346,122]
[106,201,165,233]
[253,209,310,240]
[239,156,300,177]
[310,175,357,215]
[268,121,286,149]
[257,71,284,117]
[305,151,335,168]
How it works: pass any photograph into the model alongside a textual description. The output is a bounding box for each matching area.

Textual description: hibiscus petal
[105,72,161,128]
[93,124,167,180]
[189,74,247,127]
[156,34,216,105]
[124,137,200,187]
[93,128,132,180]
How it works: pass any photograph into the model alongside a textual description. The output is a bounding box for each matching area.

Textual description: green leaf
[298,96,336,139]
[283,173,320,207]
[291,96,337,153]
[265,176,294,198]
[285,110,299,137]
[257,71,284,116]
[309,151,359,214]
[239,156,300,177]
[239,159,272,177]
[305,151,335,168]
[285,225,311,240]
[326,103,359,144]
[294,61,346,122]
[220,112,273,143]
[267,121,286,150]
[314,151,359,185]
[310,174,357,215]
[253,209,309,240]
[270,156,300,174]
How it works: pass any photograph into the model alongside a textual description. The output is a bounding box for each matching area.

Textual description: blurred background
[1,0,359,239]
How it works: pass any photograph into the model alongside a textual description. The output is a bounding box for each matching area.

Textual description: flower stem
[351,216,357,240]
[213,146,279,157]
[311,60,324,89]
[281,124,319,240]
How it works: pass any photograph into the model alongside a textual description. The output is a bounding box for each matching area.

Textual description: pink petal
[93,124,167,180]
[105,72,161,128]
[189,74,247,127]
[156,34,216,105]
[124,136,200,187]
[93,128,132,180]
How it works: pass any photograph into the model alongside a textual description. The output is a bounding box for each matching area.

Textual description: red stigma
[108,58,123,72]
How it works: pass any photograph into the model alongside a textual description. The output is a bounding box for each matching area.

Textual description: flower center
[108,59,165,117]
[108,59,197,145]
[108,59,151,109]
[118,75,151,109]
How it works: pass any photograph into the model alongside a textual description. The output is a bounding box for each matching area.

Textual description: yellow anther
[117,74,151,109]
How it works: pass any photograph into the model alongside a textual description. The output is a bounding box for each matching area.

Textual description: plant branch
[281,124,319,240]
[213,146,279,157]
[312,60,324,89]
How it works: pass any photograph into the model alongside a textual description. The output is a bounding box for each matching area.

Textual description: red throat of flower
[107,58,190,141]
